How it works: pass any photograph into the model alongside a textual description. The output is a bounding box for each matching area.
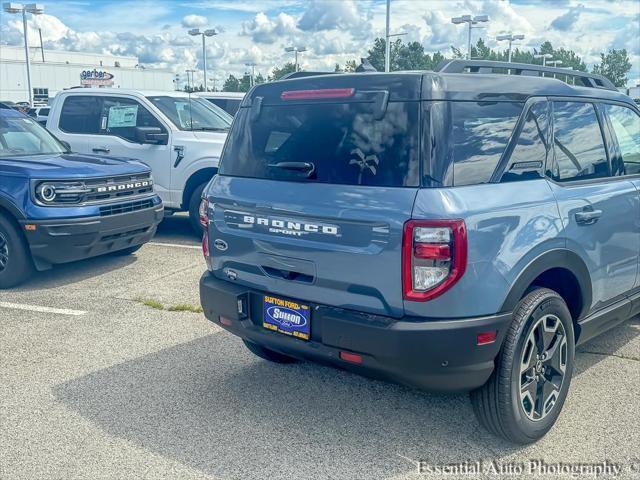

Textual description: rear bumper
[21,197,163,269]
[199,273,512,392]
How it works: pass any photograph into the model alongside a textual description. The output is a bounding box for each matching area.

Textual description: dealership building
[0,45,175,105]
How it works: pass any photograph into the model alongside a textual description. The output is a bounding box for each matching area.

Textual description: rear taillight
[199,198,209,228]
[402,219,467,301]
[202,230,210,259]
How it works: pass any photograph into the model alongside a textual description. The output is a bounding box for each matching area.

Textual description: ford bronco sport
[199,60,640,443]
[0,105,162,288]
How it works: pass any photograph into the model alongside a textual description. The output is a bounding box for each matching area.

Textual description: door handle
[575,208,602,225]
[92,146,110,154]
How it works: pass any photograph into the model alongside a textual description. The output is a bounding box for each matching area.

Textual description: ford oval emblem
[214,239,228,251]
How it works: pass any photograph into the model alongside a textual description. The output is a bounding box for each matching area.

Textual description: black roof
[247,60,636,107]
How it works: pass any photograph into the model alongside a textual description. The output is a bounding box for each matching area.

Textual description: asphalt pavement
[1,213,638,479]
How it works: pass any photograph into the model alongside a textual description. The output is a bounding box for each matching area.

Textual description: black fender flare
[0,195,26,221]
[501,249,592,320]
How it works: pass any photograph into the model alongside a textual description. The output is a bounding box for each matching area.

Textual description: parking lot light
[189,27,217,91]
[496,33,525,63]
[451,14,489,60]
[3,2,45,107]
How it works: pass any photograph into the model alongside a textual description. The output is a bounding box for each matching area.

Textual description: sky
[1,0,639,87]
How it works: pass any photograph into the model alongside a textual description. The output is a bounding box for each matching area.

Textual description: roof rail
[435,59,617,91]
[279,71,338,80]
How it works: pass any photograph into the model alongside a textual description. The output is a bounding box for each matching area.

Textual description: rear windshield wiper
[268,162,315,177]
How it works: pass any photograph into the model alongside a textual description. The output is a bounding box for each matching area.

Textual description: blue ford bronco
[199,60,640,443]
[0,105,163,288]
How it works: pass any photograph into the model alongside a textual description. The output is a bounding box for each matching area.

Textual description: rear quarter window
[220,101,420,187]
[451,102,523,186]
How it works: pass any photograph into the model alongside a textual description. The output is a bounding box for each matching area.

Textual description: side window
[452,102,523,186]
[59,96,101,134]
[99,97,164,143]
[501,101,549,182]
[603,104,640,175]
[550,102,608,182]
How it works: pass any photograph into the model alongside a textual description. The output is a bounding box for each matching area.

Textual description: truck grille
[84,173,154,203]
[99,198,155,217]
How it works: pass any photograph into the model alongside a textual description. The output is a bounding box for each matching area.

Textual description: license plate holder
[263,295,311,340]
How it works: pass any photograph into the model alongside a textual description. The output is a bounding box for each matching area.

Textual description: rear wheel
[188,182,207,234]
[470,288,575,444]
[0,213,34,289]
[243,340,299,364]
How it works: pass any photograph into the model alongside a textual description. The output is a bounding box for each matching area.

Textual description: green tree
[344,59,357,72]
[269,62,297,81]
[222,75,240,92]
[254,72,265,85]
[593,49,632,87]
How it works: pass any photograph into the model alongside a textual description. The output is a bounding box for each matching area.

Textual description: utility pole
[384,0,406,72]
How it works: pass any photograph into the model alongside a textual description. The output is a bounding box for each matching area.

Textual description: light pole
[3,3,44,107]
[383,0,407,72]
[451,14,489,60]
[548,60,563,79]
[285,46,307,72]
[496,33,525,62]
[245,62,256,88]
[188,28,217,91]
[185,69,196,91]
[534,53,553,67]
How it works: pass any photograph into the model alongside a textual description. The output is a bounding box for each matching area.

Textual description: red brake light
[199,198,208,228]
[402,219,467,302]
[280,88,355,100]
[202,230,210,259]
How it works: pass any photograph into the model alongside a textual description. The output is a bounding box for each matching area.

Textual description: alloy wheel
[519,314,568,421]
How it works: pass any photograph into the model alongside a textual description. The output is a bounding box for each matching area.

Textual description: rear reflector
[280,88,355,100]
[219,316,232,326]
[477,331,497,345]
[202,231,210,259]
[339,351,363,364]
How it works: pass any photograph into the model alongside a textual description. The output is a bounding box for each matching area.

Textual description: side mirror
[135,126,168,145]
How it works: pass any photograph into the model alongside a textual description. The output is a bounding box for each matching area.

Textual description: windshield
[0,113,66,157]
[147,95,232,132]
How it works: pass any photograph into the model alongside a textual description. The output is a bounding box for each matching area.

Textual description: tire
[243,339,299,364]
[110,244,143,256]
[188,182,207,235]
[0,213,35,289]
[470,288,575,444]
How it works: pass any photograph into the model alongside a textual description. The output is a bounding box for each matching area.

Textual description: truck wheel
[188,182,208,235]
[0,213,35,289]
[470,288,575,444]
[243,340,299,364]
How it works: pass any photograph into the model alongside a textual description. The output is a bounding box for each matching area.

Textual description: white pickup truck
[47,89,231,231]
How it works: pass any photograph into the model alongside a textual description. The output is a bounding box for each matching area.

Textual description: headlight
[35,181,91,205]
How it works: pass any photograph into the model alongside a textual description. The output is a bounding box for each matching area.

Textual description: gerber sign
[80,69,114,87]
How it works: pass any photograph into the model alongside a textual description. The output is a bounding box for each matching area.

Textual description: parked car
[47,89,232,231]
[26,106,50,126]
[199,60,640,443]
[0,104,163,288]
[197,92,245,116]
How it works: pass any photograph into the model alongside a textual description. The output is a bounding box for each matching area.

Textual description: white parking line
[147,242,201,250]
[0,301,87,316]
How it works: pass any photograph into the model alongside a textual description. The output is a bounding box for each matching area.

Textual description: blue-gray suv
[199,60,640,443]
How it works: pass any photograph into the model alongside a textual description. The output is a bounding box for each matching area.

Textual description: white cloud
[181,14,208,28]
[240,12,297,44]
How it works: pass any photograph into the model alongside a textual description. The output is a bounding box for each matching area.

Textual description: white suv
[47,89,231,231]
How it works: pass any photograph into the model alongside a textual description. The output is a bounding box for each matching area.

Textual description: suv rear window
[220,101,420,187]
